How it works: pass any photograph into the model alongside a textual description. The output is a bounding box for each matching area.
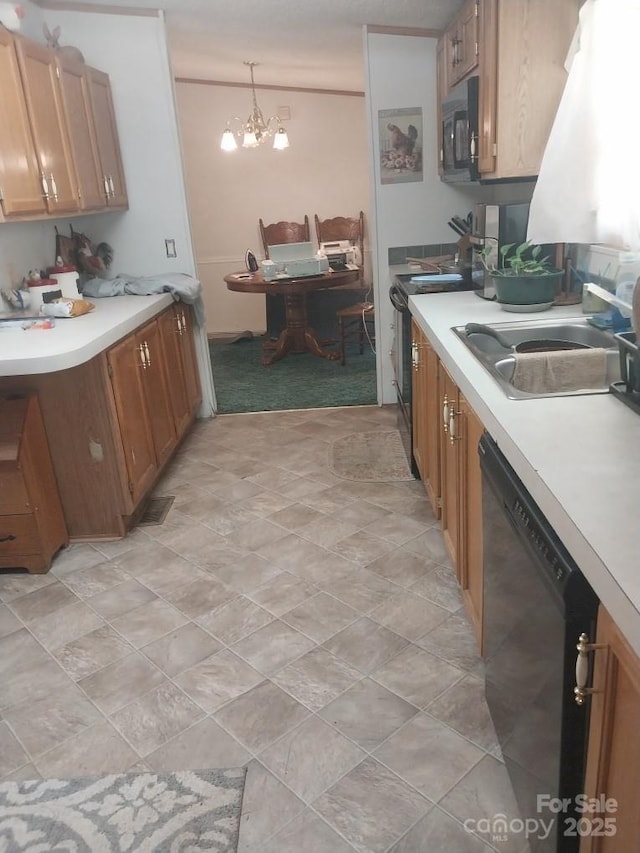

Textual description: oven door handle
[389,284,408,312]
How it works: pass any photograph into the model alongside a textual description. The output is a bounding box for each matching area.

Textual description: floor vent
[137,496,175,527]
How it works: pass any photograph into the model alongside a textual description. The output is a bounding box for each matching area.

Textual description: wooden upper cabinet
[478,0,578,180]
[56,55,105,212]
[87,67,128,209]
[0,29,46,218]
[445,0,479,88]
[14,36,78,214]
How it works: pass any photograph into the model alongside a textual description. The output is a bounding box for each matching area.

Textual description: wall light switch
[165,239,177,258]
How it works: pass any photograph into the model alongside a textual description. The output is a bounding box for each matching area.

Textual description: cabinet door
[87,67,128,208]
[436,37,446,177]
[477,0,498,174]
[107,335,156,507]
[159,305,202,437]
[178,305,202,418]
[580,606,640,852]
[411,321,427,481]
[137,320,177,467]
[424,341,442,519]
[0,29,46,217]
[439,365,460,569]
[459,394,483,650]
[446,0,479,87]
[56,56,105,212]
[14,37,78,214]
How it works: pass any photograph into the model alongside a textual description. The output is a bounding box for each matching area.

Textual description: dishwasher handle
[574,632,605,705]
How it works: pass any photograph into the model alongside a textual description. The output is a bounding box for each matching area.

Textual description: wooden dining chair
[315,211,372,364]
[259,216,311,258]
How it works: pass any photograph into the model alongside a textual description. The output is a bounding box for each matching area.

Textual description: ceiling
[44,0,465,91]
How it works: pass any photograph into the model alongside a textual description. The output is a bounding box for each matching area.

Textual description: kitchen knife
[451,215,470,233]
[448,220,467,237]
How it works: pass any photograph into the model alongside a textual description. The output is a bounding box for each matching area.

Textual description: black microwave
[441,75,479,183]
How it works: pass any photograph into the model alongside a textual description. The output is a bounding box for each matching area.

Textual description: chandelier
[221,62,290,151]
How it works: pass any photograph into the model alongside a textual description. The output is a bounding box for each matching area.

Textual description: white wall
[175,82,371,336]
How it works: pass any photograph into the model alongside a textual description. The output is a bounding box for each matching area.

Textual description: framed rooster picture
[378,107,423,184]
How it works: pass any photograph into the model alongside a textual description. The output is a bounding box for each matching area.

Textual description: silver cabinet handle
[138,343,147,369]
[574,633,605,706]
[103,175,110,200]
[49,173,58,202]
[144,341,151,367]
[41,173,50,200]
[442,394,449,432]
[108,175,115,197]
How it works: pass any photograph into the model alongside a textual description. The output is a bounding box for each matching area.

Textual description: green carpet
[209,336,377,413]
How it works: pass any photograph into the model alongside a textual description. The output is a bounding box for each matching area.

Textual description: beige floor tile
[231,620,315,676]
[214,680,310,753]
[173,491,227,524]
[439,754,526,853]
[146,717,251,772]
[314,757,430,853]
[281,592,359,643]
[52,625,133,681]
[224,517,290,552]
[374,712,484,802]
[91,528,150,560]
[86,578,158,620]
[371,645,465,708]
[416,612,482,671]
[409,563,465,612]
[163,575,238,618]
[331,530,396,567]
[299,515,362,548]
[259,716,366,804]
[403,527,452,564]
[211,553,283,594]
[247,571,317,617]
[319,677,418,751]
[237,490,295,518]
[237,760,305,852]
[389,806,493,852]
[8,581,78,623]
[141,622,222,677]
[28,601,105,652]
[154,521,247,570]
[369,591,450,640]
[109,682,204,756]
[272,647,363,711]
[322,617,409,674]
[0,763,41,784]
[135,559,208,597]
[103,540,186,579]
[367,548,435,588]
[0,721,29,777]
[49,544,105,578]
[59,562,130,599]
[34,720,139,778]
[197,597,274,645]
[426,674,499,752]
[327,569,401,614]
[0,630,71,712]
[260,809,355,853]
[79,652,167,714]
[174,649,264,713]
[0,605,21,638]
[363,512,431,546]
[3,684,103,758]
[110,599,187,648]
[268,502,328,532]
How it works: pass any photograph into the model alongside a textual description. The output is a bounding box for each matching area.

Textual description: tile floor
[0,404,529,853]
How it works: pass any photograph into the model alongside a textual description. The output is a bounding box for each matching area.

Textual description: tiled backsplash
[388,243,459,265]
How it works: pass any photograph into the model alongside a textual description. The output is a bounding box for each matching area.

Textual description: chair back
[259,216,310,258]
[314,211,364,266]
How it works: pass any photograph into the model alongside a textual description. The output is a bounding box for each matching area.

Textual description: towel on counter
[82,273,204,325]
[511,348,608,394]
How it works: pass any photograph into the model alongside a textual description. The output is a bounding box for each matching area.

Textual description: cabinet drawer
[0,468,31,514]
[0,514,40,555]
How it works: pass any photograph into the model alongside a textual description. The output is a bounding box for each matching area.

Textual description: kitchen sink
[452,317,620,399]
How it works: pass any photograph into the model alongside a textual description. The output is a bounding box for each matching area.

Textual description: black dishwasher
[480,434,598,853]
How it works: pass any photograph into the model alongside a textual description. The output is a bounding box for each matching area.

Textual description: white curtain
[528,0,640,251]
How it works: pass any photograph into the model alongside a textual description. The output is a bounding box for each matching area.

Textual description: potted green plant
[481,241,563,307]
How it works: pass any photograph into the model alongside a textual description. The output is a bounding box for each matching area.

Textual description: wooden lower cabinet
[411,322,484,650]
[411,320,441,517]
[0,303,201,540]
[580,605,640,852]
[0,395,68,572]
[158,303,202,436]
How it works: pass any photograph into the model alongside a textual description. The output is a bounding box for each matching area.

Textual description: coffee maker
[470,202,532,299]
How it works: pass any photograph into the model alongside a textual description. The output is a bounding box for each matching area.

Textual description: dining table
[224,267,361,365]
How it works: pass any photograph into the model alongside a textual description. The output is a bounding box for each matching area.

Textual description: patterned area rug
[330,429,415,482]
[0,768,246,852]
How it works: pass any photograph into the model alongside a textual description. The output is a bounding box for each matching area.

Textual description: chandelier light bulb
[220,61,290,152]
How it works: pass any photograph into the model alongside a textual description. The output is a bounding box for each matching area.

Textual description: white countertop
[0,294,174,376]
[406,286,640,655]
